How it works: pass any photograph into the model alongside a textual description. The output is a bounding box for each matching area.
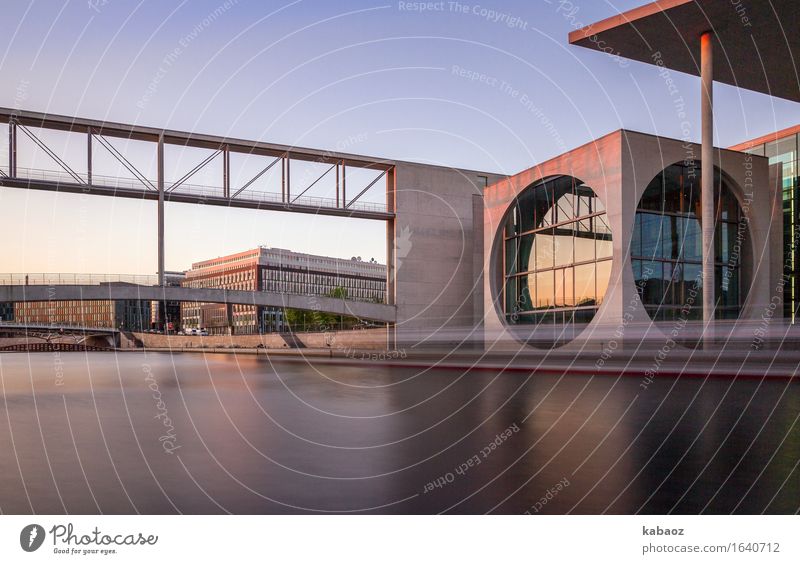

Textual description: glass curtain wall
[631,163,744,321]
[744,135,798,321]
[503,176,613,341]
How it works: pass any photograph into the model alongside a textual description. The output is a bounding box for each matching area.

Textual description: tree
[284,287,362,332]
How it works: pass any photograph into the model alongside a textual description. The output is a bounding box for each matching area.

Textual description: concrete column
[226,303,234,335]
[285,152,290,202]
[157,134,166,329]
[8,120,16,177]
[335,162,340,207]
[222,145,230,198]
[87,128,92,185]
[385,166,396,349]
[701,31,715,339]
[157,134,165,286]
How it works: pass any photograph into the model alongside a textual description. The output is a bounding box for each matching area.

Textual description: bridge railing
[0,320,118,332]
[5,166,388,215]
[0,273,159,286]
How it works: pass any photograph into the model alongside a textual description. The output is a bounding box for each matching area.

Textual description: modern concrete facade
[390,163,502,346]
[481,130,782,349]
[181,246,387,334]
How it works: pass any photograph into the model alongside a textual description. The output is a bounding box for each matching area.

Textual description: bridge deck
[0,284,396,324]
[0,172,393,221]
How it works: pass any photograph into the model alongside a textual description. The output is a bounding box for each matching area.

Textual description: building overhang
[569,0,800,103]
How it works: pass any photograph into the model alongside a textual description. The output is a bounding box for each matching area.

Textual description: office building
[181,247,386,334]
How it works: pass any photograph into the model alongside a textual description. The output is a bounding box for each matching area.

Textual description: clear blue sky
[1,0,798,275]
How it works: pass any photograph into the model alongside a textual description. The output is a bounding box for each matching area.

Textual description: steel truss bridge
[0,107,394,221]
[0,108,398,324]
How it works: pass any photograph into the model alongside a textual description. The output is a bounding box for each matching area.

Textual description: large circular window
[501,175,612,339]
[631,163,745,321]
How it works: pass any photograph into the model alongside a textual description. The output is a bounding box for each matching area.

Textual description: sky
[1,0,799,276]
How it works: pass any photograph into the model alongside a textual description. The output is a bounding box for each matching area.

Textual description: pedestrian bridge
[0,321,118,334]
[0,283,396,324]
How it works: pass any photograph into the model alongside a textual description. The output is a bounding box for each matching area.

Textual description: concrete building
[14,298,150,331]
[181,247,387,334]
[466,0,796,350]
[730,127,800,321]
[480,130,780,348]
[392,0,797,350]
[150,270,185,331]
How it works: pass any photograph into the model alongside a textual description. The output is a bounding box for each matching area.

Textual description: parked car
[199,329,209,336]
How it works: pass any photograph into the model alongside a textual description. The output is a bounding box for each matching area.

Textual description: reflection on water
[0,352,797,514]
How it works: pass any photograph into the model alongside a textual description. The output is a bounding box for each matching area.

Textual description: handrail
[4,165,389,214]
[0,273,388,305]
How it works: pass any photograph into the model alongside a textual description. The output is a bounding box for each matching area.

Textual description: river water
[0,352,797,514]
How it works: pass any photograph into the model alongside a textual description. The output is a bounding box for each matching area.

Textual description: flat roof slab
[569,0,800,102]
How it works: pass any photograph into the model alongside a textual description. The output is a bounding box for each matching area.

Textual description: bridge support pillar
[701,30,715,348]
[157,133,165,287]
[386,166,396,351]
[157,134,167,331]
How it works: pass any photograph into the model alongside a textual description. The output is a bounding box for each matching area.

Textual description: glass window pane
[500,176,614,332]
[518,234,534,273]
[639,260,662,305]
[552,177,574,224]
[505,237,518,275]
[535,270,554,309]
[715,222,729,263]
[765,135,796,162]
[534,230,554,269]
[554,269,565,308]
[663,164,683,213]
[683,171,700,218]
[592,190,606,214]
[683,263,701,308]
[564,266,575,307]
[574,231,595,263]
[505,204,519,236]
[719,265,739,308]
[682,218,702,262]
[662,215,681,260]
[523,274,535,312]
[745,144,765,157]
[596,232,613,260]
[639,175,662,211]
[574,263,596,307]
[576,184,594,216]
[661,262,674,307]
[671,262,685,307]
[596,260,612,305]
[505,276,517,314]
[533,185,553,229]
[717,182,739,221]
[640,213,664,258]
[554,229,574,267]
